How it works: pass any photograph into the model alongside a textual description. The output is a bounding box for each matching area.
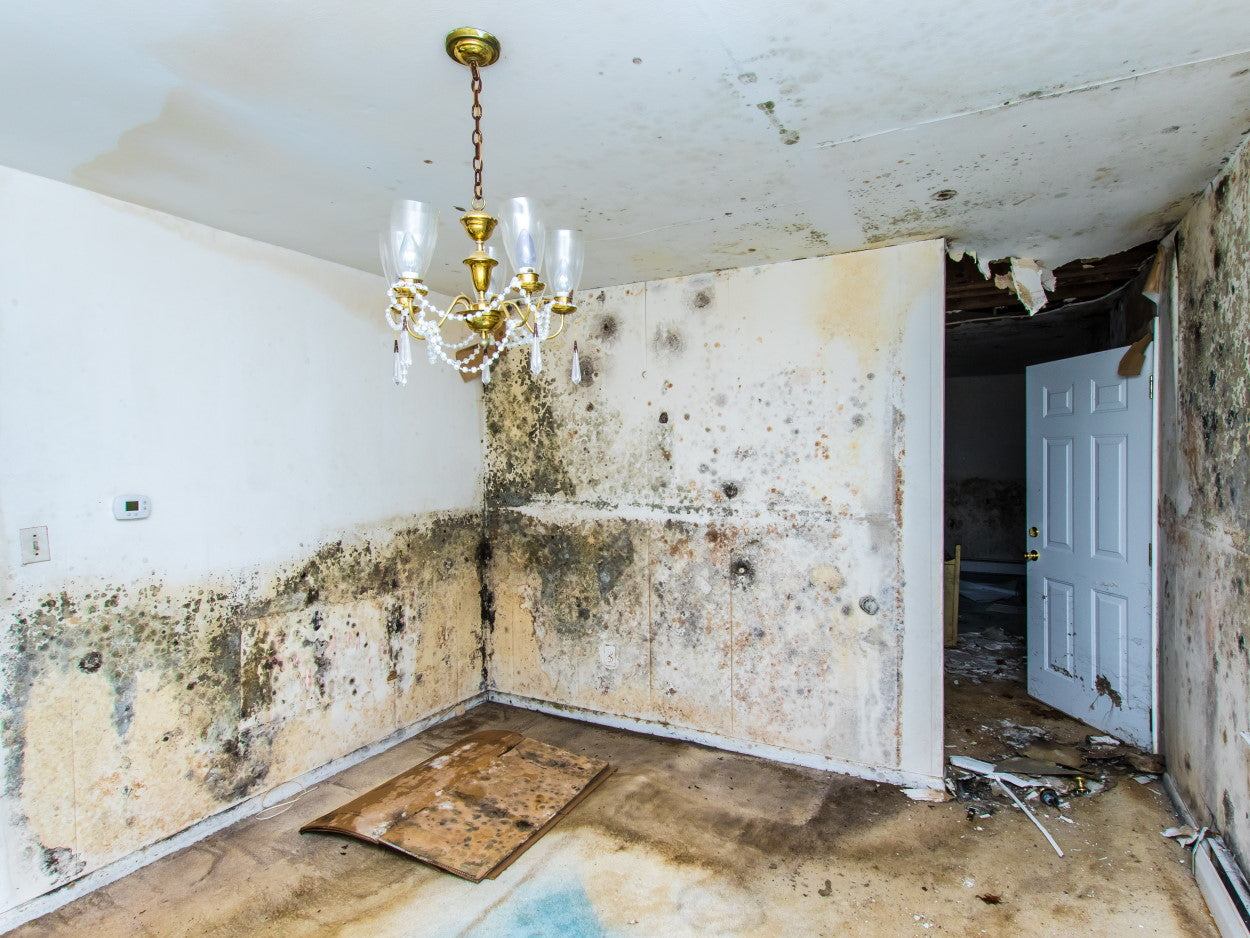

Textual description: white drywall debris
[993,257,1056,315]
[950,755,996,775]
[997,779,1064,857]
[902,787,951,802]
[1163,825,1209,848]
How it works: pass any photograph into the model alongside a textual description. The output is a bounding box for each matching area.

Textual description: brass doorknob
[1024,550,1040,562]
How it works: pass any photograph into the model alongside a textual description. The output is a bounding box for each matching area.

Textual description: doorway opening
[941,243,1161,765]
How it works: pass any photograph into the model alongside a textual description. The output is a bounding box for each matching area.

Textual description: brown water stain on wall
[1,511,482,899]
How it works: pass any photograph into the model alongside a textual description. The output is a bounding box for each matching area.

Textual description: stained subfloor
[12,664,1216,937]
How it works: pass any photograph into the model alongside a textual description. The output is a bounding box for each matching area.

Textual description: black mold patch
[652,326,686,356]
[721,482,740,499]
[689,289,714,311]
[574,353,596,387]
[492,514,638,640]
[731,558,756,588]
[206,727,275,802]
[482,353,576,507]
[477,535,496,690]
[595,314,620,344]
[78,651,103,673]
[40,845,84,882]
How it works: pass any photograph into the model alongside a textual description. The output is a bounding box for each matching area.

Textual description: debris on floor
[945,627,1025,684]
[943,716,1168,860]
[300,729,612,882]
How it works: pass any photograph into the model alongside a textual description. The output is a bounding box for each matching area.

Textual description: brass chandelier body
[382,28,585,385]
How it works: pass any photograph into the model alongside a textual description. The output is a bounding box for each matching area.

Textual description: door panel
[1026,346,1154,747]
[1043,437,1073,552]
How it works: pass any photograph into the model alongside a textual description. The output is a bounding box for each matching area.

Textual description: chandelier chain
[469,63,485,210]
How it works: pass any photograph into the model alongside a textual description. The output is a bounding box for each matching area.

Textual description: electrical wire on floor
[255,780,319,820]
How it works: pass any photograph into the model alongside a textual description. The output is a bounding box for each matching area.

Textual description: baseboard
[1163,773,1250,938]
[1195,838,1250,938]
[488,691,944,789]
[0,692,488,933]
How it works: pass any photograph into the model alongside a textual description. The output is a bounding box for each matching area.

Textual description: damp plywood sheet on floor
[300,729,612,881]
[10,700,1218,937]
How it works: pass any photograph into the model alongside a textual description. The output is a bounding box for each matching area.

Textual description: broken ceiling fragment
[993,258,1057,315]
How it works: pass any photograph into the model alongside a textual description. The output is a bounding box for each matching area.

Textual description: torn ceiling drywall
[0,1,1248,294]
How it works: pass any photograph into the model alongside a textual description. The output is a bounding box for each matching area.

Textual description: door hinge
[1148,542,1153,566]
[1149,375,1154,399]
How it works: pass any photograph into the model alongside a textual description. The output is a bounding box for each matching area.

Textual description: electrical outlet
[599,644,618,670]
[20,526,49,565]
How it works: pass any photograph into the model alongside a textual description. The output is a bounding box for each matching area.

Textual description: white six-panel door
[1025,345,1155,747]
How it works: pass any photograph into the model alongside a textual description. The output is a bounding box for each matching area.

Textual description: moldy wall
[0,167,484,909]
[1161,137,1250,871]
[482,243,945,786]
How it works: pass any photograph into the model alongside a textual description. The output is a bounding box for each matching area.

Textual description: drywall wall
[944,374,1025,561]
[482,242,945,786]
[1160,138,1250,872]
[0,166,484,909]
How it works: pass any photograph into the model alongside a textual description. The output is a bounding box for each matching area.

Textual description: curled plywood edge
[300,729,612,882]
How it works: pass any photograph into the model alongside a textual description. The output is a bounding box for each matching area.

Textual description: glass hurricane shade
[499,197,545,272]
[385,200,440,280]
[545,229,585,295]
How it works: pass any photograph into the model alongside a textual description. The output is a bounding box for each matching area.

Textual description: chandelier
[382,28,586,386]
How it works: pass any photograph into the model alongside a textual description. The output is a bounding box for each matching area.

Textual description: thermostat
[112,495,151,520]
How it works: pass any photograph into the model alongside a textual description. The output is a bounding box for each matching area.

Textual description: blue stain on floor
[469,882,607,938]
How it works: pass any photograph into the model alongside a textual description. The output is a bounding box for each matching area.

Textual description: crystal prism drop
[481,358,491,384]
[399,328,412,368]
[530,333,542,374]
[570,341,581,385]
[392,339,406,387]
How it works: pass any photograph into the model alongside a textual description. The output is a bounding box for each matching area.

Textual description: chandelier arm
[542,314,569,342]
[502,299,531,330]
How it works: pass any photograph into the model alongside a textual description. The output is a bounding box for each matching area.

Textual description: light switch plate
[19,526,49,564]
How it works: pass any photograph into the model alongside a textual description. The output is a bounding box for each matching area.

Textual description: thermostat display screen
[113,495,151,520]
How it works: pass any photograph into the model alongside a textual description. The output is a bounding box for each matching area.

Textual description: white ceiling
[2,0,1249,294]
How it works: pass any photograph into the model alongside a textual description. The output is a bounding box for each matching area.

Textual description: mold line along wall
[1160,137,1250,872]
[482,242,945,787]
[0,166,484,910]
